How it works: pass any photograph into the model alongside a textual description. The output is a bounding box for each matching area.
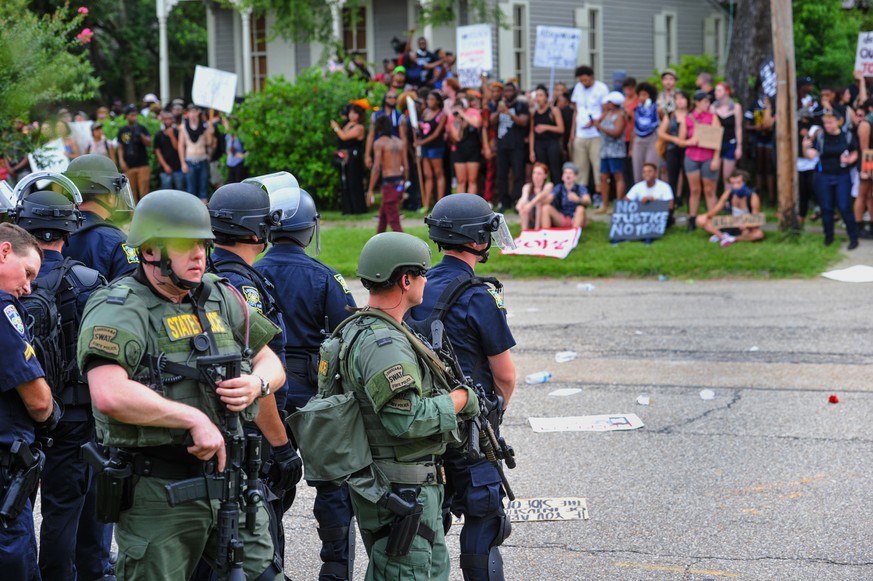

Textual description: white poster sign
[501,228,581,259]
[457,24,493,88]
[855,32,873,77]
[528,414,644,432]
[28,139,69,186]
[822,264,873,283]
[70,121,93,155]
[534,26,582,70]
[191,65,238,113]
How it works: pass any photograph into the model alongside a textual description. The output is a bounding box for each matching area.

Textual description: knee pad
[459,546,505,581]
[493,511,511,547]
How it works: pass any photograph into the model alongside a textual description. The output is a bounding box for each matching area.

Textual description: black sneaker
[687,217,697,232]
[824,236,834,246]
[848,240,859,250]
[859,229,873,240]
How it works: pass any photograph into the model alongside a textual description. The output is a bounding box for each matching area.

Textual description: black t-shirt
[117,123,150,168]
[818,131,858,175]
[153,127,181,172]
[497,99,530,150]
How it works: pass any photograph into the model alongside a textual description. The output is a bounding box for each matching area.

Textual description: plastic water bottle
[577,283,595,292]
[525,371,553,384]
[554,351,577,363]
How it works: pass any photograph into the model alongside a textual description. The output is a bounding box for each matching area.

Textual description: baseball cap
[693,90,711,102]
[562,162,579,175]
[393,65,407,74]
[122,104,137,115]
[604,91,625,106]
[143,93,159,104]
[661,68,678,80]
[171,98,185,107]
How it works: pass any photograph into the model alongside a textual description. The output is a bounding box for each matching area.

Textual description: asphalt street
[280,251,873,580]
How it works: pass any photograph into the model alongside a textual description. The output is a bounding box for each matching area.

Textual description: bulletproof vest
[90,274,256,448]
[341,313,456,462]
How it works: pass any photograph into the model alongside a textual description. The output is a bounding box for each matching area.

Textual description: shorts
[561,215,574,228]
[421,146,445,159]
[684,156,719,180]
[721,140,737,161]
[452,140,482,164]
[600,157,625,174]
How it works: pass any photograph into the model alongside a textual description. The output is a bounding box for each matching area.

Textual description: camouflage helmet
[356,232,431,284]
[126,190,215,248]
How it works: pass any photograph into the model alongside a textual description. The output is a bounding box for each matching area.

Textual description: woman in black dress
[331,104,367,214]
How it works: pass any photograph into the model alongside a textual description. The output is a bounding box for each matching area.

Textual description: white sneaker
[720,235,736,248]
[709,234,720,243]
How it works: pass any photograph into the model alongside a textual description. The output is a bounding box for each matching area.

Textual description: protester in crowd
[364,89,407,170]
[493,81,529,212]
[695,169,764,247]
[631,82,662,183]
[84,121,114,160]
[592,91,626,213]
[621,77,639,191]
[659,90,690,209]
[529,84,564,191]
[744,87,775,205]
[712,82,743,192]
[368,115,407,233]
[804,112,860,250]
[56,120,80,161]
[539,162,590,229]
[116,104,151,202]
[332,103,368,214]
[415,90,448,210]
[556,90,574,162]
[696,72,716,102]
[153,110,185,190]
[450,90,483,195]
[680,91,721,231]
[797,122,821,226]
[517,162,553,230]
[224,116,248,183]
[570,66,609,198]
[170,98,185,126]
[95,106,111,121]
[482,79,504,204]
[854,100,873,237]
[140,93,160,117]
[658,68,678,115]
[626,162,674,205]
[178,104,214,200]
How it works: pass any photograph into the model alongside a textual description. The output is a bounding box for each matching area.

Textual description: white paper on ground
[821,264,873,283]
[529,414,644,432]
[548,388,582,396]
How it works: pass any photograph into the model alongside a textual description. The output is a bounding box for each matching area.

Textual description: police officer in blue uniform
[0,222,60,580]
[205,182,303,577]
[11,185,110,581]
[408,193,518,581]
[254,186,358,581]
[63,154,139,282]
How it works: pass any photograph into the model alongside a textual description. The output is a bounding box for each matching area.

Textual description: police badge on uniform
[121,243,139,264]
[4,304,25,336]
[334,274,351,294]
[487,287,505,309]
[241,286,263,312]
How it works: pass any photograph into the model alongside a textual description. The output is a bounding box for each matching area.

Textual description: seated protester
[626,162,674,206]
[516,162,554,230]
[695,169,765,247]
[538,161,591,229]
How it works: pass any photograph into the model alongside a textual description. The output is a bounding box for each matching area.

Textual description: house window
[705,15,726,67]
[512,3,528,88]
[251,13,267,92]
[575,4,603,79]
[654,10,678,72]
[342,6,367,56]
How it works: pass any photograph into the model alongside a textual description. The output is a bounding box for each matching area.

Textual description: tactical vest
[87,273,256,448]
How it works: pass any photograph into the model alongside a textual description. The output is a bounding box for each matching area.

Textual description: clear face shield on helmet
[244,171,299,196]
[269,185,321,256]
[12,172,84,206]
[489,213,516,250]
[113,174,135,211]
[0,182,15,214]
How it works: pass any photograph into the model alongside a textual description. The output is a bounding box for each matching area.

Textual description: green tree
[793,0,859,87]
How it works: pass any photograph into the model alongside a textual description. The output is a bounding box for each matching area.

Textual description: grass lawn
[315,220,842,280]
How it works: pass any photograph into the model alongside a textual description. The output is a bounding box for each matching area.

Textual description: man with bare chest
[368,115,409,233]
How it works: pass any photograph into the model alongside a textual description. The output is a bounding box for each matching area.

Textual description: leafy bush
[649,54,722,94]
[234,68,385,209]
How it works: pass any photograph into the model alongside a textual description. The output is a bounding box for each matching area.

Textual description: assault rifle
[428,320,516,501]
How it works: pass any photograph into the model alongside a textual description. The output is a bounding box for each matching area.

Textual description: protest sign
[711,214,766,230]
[501,228,581,259]
[693,123,724,151]
[608,200,670,242]
[70,121,93,155]
[457,24,492,88]
[759,58,777,98]
[28,139,69,187]
[533,26,582,70]
[528,414,644,432]
[452,497,589,525]
[855,32,873,77]
[192,65,238,113]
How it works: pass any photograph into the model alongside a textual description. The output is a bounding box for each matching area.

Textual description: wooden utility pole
[771,0,800,231]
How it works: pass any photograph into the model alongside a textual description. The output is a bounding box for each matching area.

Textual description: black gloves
[266,442,303,492]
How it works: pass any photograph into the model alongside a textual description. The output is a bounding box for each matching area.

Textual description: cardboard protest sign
[862,149,873,172]
[608,200,670,242]
[453,497,589,524]
[533,26,582,70]
[855,32,873,77]
[759,58,777,98]
[192,65,238,113]
[528,414,644,432]
[457,24,492,89]
[711,214,766,229]
[693,123,724,151]
[501,228,581,259]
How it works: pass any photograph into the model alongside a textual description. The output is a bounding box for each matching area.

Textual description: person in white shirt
[626,162,674,205]
[570,65,609,195]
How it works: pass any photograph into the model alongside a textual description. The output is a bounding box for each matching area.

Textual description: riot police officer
[63,154,139,281]
[10,180,111,581]
[0,222,60,579]
[254,186,358,580]
[408,194,518,581]
[77,189,286,580]
[206,181,303,572]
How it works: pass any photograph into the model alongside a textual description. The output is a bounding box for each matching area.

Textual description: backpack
[21,257,104,395]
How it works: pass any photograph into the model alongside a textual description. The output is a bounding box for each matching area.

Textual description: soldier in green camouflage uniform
[77,190,286,580]
[341,232,479,580]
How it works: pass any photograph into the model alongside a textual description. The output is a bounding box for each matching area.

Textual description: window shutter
[654,13,667,72]
[575,7,590,66]
[703,16,716,57]
[498,4,514,80]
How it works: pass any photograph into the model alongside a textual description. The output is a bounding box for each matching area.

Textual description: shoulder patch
[334,274,351,294]
[385,397,412,411]
[121,243,139,264]
[383,364,416,392]
[241,286,263,312]
[487,287,505,309]
[23,341,36,361]
[89,326,120,355]
[4,304,25,336]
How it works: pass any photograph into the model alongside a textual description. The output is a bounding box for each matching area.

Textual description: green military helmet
[356,232,431,283]
[126,190,215,248]
[64,154,135,210]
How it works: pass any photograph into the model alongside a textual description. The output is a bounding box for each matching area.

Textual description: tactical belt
[59,383,91,407]
[374,459,445,486]
[372,521,437,548]
[123,450,213,480]
[284,354,310,377]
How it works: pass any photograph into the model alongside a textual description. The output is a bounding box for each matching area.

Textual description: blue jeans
[159,169,185,190]
[816,172,858,243]
[185,159,209,199]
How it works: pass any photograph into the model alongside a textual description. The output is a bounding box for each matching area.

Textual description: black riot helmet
[207,182,274,244]
[424,193,515,262]
[268,187,320,254]
[13,190,83,242]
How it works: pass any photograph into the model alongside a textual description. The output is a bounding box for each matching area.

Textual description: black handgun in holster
[0,440,45,527]
[378,486,424,557]
[82,442,133,523]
